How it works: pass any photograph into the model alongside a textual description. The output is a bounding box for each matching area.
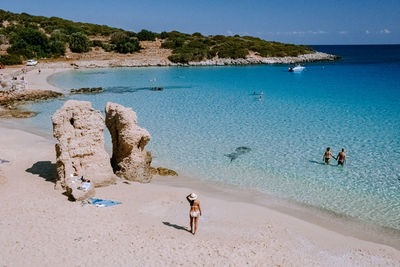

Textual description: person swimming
[186,193,202,235]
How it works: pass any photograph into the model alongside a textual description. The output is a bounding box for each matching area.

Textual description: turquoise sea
[25,45,400,232]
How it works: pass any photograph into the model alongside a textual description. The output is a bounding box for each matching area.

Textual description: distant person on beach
[186,193,202,235]
[337,148,346,166]
[323,147,336,164]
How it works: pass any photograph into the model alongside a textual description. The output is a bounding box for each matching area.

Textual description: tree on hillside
[7,27,52,59]
[137,29,156,41]
[69,32,90,53]
[110,31,140,53]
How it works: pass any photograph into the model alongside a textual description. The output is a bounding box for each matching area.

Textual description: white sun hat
[188,193,197,201]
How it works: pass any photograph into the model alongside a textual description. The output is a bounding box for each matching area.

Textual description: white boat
[288,65,305,72]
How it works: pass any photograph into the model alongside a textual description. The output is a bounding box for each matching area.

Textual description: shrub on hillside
[160,31,169,39]
[137,29,156,41]
[90,40,104,47]
[48,40,66,56]
[0,54,22,65]
[7,27,52,59]
[114,39,140,53]
[69,32,90,53]
[110,31,140,53]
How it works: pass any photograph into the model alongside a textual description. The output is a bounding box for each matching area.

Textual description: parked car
[26,59,38,66]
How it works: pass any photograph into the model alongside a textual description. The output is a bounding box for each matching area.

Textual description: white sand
[0,64,399,266]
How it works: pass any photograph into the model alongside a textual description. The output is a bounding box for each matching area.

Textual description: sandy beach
[1,63,400,266]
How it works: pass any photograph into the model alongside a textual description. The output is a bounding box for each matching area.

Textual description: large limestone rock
[105,102,153,183]
[52,100,116,189]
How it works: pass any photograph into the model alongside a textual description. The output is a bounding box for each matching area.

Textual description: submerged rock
[70,87,103,94]
[52,100,116,190]
[225,146,251,162]
[0,107,37,119]
[105,102,153,183]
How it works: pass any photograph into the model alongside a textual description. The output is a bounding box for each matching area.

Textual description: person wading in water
[186,193,202,235]
[337,148,346,166]
[323,147,336,164]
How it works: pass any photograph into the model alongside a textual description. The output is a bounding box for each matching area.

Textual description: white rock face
[52,100,116,189]
[105,102,153,183]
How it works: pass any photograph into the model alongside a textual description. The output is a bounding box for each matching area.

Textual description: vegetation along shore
[0,9,337,68]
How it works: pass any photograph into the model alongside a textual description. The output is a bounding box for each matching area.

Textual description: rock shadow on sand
[25,161,56,183]
[162,221,190,233]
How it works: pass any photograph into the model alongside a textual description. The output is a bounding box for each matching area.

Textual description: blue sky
[1,0,399,44]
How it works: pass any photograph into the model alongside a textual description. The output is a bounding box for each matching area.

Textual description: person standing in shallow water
[337,148,346,166]
[323,147,336,164]
[186,193,202,235]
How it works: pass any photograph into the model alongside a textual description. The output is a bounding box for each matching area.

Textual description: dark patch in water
[103,85,188,94]
[225,146,251,162]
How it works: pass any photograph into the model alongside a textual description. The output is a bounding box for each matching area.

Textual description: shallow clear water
[25,45,400,230]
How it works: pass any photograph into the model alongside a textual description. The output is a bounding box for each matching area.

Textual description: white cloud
[312,30,327,34]
[226,30,233,36]
[365,30,370,34]
[380,29,391,34]
[339,31,348,34]
[275,30,327,36]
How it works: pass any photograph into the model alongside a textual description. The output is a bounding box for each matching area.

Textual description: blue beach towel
[89,198,121,207]
[0,159,10,164]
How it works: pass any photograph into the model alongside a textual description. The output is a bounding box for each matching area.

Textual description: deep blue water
[25,45,400,230]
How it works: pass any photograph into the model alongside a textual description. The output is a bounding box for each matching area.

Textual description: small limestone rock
[150,167,178,176]
[157,167,178,176]
[105,102,153,183]
[52,100,116,190]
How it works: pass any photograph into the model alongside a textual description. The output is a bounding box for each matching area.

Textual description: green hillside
[0,9,314,65]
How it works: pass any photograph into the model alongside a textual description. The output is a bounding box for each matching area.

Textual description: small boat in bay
[288,65,305,72]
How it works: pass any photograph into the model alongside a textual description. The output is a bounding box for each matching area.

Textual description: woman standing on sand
[186,193,202,235]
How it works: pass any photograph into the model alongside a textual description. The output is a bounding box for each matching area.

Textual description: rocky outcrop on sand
[52,100,116,190]
[150,167,178,176]
[105,102,153,183]
[0,76,63,118]
[65,178,95,201]
[0,89,63,108]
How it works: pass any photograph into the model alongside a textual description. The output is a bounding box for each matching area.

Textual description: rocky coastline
[71,51,337,68]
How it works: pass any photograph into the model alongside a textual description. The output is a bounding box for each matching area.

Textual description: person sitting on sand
[337,148,346,166]
[323,147,336,164]
[186,193,202,235]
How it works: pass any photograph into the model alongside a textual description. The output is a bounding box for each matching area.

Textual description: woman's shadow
[162,221,191,233]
